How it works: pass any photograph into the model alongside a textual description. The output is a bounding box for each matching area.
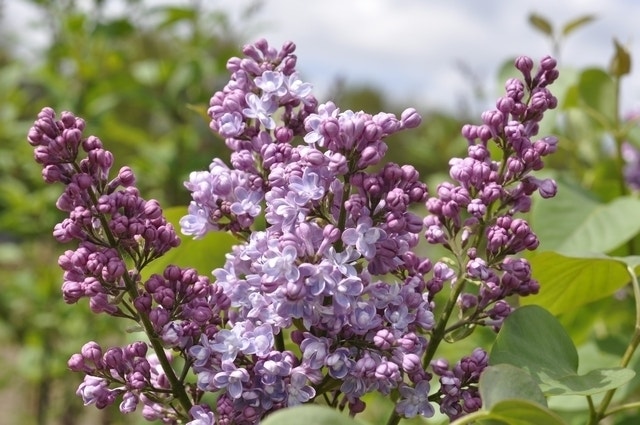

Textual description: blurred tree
[0,0,255,423]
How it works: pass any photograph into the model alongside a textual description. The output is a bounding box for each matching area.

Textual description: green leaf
[531,176,640,254]
[480,364,548,408]
[609,39,632,77]
[528,13,554,37]
[482,399,568,425]
[141,206,237,279]
[491,306,578,377]
[490,306,635,396]
[261,405,364,425]
[561,15,596,37]
[523,252,631,314]
[577,68,616,128]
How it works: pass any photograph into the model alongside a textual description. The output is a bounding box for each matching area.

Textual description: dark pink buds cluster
[424,56,559,335]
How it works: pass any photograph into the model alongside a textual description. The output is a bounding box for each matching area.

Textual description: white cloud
[4,0,640,112]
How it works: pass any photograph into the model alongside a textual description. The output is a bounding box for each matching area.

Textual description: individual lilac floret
[187,405,216,425]
[341,217,387,260]
[396,380,435,418]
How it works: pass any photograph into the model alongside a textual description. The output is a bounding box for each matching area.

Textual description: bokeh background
[1,0,639,424]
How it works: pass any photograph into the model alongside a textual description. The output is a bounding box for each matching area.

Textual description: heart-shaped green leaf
[523,252,631,314]
[531,175,640,255]
[480,364,547,408]
[490,306,635,396]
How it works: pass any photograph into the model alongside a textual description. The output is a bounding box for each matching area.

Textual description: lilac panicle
[424,55,559,336]
[30,38,560,425]
[178,45,559,423]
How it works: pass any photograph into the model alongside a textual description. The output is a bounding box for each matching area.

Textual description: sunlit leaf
[531,174,640,255]
[523,252,631,314]
[477,399,568,425]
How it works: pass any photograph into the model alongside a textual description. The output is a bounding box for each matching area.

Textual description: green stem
[612,75,627,198]
[422,274,468,370]
[610,75,636,255]
[604,400,640,417]
[385,414,400,425]
[275,329,285,352]
[590,266,640,424]
[84,180,193,417]
[334,177,352,252]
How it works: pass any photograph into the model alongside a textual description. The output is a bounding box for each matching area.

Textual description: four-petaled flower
[342,217,387,260]
[396,380,434,418]
[243,93,278,129]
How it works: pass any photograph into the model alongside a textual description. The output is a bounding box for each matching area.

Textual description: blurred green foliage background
[3,1,640,424]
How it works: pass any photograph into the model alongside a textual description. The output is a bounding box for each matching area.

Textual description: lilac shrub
[27,39,559,424]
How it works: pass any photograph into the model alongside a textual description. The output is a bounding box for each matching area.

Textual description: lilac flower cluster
[179,39,436,424]
[431,348,488,419]
[424,56,559,332]
[27,107,230,421]
[28,38,560,425]
[177,40,559,423]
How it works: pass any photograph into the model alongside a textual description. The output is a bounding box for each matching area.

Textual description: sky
[4,0,640,113]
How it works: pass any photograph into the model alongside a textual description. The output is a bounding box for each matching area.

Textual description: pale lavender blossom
[287,371,316,405]
[333,276,364,308]
[213,363,250,399]
[255,71,287,97]
[243,93,278,129]
[262,243,300,283]
[209,323,253,362]
[76,375,114,408]
[218,112,245,137]
[187,405,216,425]
[303,101,339,146]
[342,217,387,260]
[230,186,263,217]
[288,168,325,206]
[300,334,330,370]
[325,348,354,379]
[285,73,313,100]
